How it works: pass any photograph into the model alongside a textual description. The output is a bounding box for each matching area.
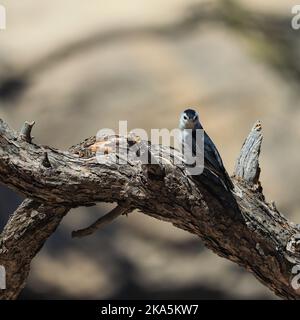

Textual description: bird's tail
[209,168,234,192]
[223,171,235,191]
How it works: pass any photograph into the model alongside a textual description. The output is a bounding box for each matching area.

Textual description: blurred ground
[0,0,299,299]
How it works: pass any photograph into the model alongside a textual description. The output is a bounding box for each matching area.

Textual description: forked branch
[0,118,299,300]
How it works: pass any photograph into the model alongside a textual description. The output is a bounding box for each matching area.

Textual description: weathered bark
[0,200,69,299]
[0,118,299,299]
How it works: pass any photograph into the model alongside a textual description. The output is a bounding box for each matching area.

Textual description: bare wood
[234,120,263,187]
[0,118,300,299]
[18,121,35,143]
[72,205,131,238]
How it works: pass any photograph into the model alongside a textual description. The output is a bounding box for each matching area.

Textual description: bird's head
[179,108,200,130]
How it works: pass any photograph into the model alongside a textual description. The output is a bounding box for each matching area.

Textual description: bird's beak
[185,120,194,129]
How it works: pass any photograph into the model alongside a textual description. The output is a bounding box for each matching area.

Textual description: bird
[178,108,234,191]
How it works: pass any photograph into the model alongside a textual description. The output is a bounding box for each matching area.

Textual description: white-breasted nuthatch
[179,108,234,191]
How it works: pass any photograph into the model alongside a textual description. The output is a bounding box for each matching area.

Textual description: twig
[72,205,130,238]
[19,121,35,143]
[234,120,263,185]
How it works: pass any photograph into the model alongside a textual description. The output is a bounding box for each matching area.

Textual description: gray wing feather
[192,128,233,190]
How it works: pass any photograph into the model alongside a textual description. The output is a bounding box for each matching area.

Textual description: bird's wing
[203,132,234,190]
[204,132,225,169]
[182,126,233,191]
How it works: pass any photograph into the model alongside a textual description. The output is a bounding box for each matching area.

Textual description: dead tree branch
[0,118,300,299]
[0,199,69,299]
[72,205,131,238]
[18,121,35,143]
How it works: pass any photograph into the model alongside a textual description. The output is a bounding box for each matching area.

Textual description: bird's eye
[194,115,198,121]
[183,115,188,120]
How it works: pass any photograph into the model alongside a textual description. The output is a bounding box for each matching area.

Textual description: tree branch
[72,205,131,238]
[18,121,35,144]
[234,120,263,187]
[0,199,69,299]
[0,118,300,299]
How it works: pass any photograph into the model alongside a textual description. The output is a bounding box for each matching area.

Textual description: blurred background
[0,0,299,299]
